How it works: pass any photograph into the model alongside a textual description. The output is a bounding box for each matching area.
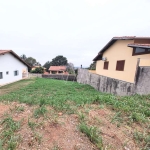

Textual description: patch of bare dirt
[42,114,97,150]
[88,107,143,150]
[0,103,10,117]
[0,102,148,150]
[0,102,98,150]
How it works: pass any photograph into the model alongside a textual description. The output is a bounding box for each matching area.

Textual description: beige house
[49,66,68,74]
[93,36,150,83]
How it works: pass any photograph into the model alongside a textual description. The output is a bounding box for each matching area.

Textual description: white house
[0,50,30,86]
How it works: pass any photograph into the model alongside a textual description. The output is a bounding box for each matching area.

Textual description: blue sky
[0,0,150,67]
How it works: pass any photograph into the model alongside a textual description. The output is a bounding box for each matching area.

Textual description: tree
[20,54,27,61]
[34,62,41,66]
[89,62,96,70]
[67,63,75,74]
[30,67,44,73]
[25,57,37,66]
[43,61,52,71]
[51,55,68,66]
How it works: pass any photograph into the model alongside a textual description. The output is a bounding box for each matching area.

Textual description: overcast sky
[0,0,150,67]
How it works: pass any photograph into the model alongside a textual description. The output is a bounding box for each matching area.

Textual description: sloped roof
[93,36,150,61]
[0,50,31,68]
[49,66,66,71]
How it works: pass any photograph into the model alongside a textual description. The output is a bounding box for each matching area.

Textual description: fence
[42,74,76,81]
[77,67,150,96]
[28,73,42,78]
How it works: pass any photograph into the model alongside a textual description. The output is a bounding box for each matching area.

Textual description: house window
[133,48,150,55]
[0,72,3,79]
[14,70,19,76]
[116,60,125,71]
[103,61,109,70]
[6,71,9,75]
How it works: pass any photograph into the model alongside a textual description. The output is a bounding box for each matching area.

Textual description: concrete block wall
[77,68,150,96]
[135,67,150,95]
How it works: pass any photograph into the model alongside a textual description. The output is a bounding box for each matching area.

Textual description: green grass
[34,105,47,118]
[0,78,150,124]
[79,122,103,149]
[0,78,150,149]
[0,116,21,150]
[133,131,150,150]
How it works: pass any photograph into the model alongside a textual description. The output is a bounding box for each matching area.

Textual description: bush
[30,67,44,73]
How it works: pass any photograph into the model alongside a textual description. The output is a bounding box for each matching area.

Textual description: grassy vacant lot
[0,78,149,150]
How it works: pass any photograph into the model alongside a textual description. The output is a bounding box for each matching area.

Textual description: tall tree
[25,57,37,66]
[51,55,68,66]
[67,63,75,74]
[43,61,52,71]
[20,54,27,61]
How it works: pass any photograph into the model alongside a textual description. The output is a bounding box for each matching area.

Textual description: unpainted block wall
[77,69,135,96]
[135,67,150,95]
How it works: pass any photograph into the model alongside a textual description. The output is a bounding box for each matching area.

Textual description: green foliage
[20,54,27,61]
[66,63,75,74]
[89,62,96,70]
[25,57,36,66]
[30,67,44,73]
[133,131,150,149]
[0,116,21,150]
[43,61,51,71]
[43,56,68,71]
[51,55,68,66]
[34,106,47,118]
[28,118,37,130]
[0,78,150,124]
[79,123,103,149]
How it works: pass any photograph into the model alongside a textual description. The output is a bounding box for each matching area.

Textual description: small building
[93,36,150,83]
[49,66,67,74]
[0,50,30,86]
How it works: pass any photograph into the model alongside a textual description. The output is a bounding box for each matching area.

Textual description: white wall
[0,53,28,85]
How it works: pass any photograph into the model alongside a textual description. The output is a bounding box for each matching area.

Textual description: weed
[78,112,86,122]
[133,131,150,149]
[33,132,42,144]
[15,105,25,112]
[79,122,103,149]
[1,116,20,132]
[111,112,123,125]
[7,136,20,150]
[28,118,37,130]
[0,116,21,150]
[39,98,46,107]
[34,105,47,118]
[0,78,149,123]
[129,112,146,123]
[51,145,62,150]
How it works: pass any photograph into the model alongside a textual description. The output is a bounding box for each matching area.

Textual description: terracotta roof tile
[0,50,11,54]
[49,66,66,71]
[0,50,31,68]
